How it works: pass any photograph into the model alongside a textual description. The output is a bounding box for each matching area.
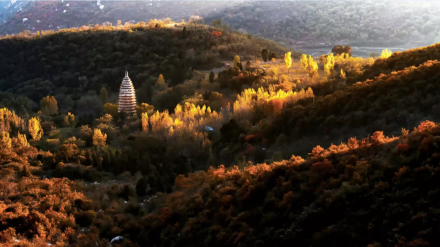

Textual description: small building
[118,71,136,114]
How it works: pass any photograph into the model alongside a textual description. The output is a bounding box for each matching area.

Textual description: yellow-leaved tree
[340,69,346,80]
[16,131,30,147]
[93,129,107,147]
[141,112,149,132]
[381,49,392,58]
[28,117,43,141]
[307,55,318,78]
[0,131,12,149]
[284,52,292,72]
[300,54,308,70]
[63,112,76,127]
[324,53,335,76]
[233,55,241,68]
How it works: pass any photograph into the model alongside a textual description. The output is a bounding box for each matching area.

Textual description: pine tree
[261,49,268,62]
[156,74,167,91]
[182,26,187,38]
[140,154,152,175]
[100,87,109,105]
[19,105,29,119]
[209,71,215,83]
[28,117,43,141]
[136,176,149,196]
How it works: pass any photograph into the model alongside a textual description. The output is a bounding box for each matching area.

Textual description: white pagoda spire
[118,71,136,114]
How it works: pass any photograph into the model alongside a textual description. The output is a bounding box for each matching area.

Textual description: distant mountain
[0,0,32,25]
[2,1,439,54]
[0,1,240,35]
[205,0,440,49]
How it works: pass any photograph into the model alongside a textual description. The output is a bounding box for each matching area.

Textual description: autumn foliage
[211,31,222,36]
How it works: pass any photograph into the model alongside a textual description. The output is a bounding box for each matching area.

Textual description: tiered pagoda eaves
[118,71,137,114]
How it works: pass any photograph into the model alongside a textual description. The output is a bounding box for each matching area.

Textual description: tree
[136,177,149,196]
[324,53,335,76]
[370,52,380,58]
[300,54,308,70]
[268,52,276,61]
[182,26,187,38]
[141,112,149,132]
[93,129,107,148]
[136,103,155,116]
[63,112,76,127]
[284,52,292,72]
[0,131,11,149]
[261,49,268,62]
[40,96,58,115]
[64,96,74,112]
[211,19,222,28]
[307,55,318,78]
[340,69,346,80]
[245,60,251,71]
[209,71,215,83]
[381,49,392,58]
[332,45,352,56]
[233,55,241,68]
[16,131,29,147]
[103,103,119,119]
[28,117,43,141]
[156,74,167,91]
[100,87,108,105]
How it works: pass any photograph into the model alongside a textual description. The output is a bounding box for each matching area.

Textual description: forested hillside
[139,121,440,247]
[348,43,440,84]
[0,22,286,104]
[261,59,440,156]
[1,14,440,247]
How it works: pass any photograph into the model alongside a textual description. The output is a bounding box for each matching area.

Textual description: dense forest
[1,16,440,247]
[0,22,287,109]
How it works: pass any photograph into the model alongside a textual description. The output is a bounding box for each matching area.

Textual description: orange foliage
[396,143,410,153]
[417,120,436,132]
[211,31,222,36]
[245,133,261,142]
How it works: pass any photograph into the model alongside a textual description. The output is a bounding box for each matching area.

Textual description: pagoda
[118,71,137,114]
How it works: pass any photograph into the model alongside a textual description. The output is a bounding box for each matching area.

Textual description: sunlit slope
[0,24,287,102]
[139,121,440,247]
[265,59,440,153]
[349,43,440,84]
[0,1,240,35]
